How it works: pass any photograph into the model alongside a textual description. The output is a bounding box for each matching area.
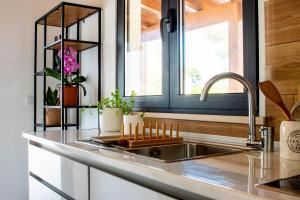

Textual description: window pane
[181,0,244,94]
[125,0,162,96]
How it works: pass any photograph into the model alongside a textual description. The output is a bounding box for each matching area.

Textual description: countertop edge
[23,132,271,200]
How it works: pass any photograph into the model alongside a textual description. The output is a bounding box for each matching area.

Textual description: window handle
[160,9,176,41]
[160,17,168,41]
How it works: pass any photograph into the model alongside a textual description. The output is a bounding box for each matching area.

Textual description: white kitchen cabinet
[90,167,176,200]
[28,144,89,200]
[29,176,66,200]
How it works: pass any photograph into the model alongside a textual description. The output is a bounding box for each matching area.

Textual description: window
[181,0,244,95]
[117,0,258,115]
[125,0,163,96]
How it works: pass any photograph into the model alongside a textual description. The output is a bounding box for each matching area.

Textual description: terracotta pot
[63,86,78,106]
[46,108,61,126]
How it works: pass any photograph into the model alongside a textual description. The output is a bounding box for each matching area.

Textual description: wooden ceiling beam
[141,7,160,28]
[184,2,235,30]
[141,0,161,12]
[202,0,231,5]
[142,1,237,42]
[141,0,161,28]
[185,0,211,10]
[185,0,202,10]
[141,4,161,17]
[185,4,200,13]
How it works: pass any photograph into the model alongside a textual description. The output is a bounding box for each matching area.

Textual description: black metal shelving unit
[33,2,101,131]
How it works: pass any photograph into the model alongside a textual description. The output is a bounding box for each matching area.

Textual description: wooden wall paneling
[265,0,300,45]
[265,0,300,141]
[144,117,262,139]
[265,41,300,95]
[266,95,295,141]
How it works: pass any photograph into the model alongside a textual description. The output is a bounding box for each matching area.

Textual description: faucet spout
[200,72,258,146]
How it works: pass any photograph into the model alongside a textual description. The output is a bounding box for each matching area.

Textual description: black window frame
[117,0,259,115]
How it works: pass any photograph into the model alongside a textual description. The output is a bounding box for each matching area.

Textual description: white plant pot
[280,121,300,160]
[123,114,144,135]
[99,108,122,132]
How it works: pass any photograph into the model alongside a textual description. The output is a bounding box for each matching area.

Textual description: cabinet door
[29,176,66,200]
[90,167,176,200]
[28,144,88,200]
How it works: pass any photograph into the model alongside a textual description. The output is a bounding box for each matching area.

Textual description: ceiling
[141,0,234,32]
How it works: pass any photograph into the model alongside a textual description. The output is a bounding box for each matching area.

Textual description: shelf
[44,105,98,109]
[34,2,101,131]
[45,39,98,51]
[37,3,99,27]
[35,70,79,76]
[35,123,77,128]
[35,71,44,76]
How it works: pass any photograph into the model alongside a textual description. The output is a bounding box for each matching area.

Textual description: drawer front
[28,144,88,200]
[90,167,176,200]
[29,176,66,200]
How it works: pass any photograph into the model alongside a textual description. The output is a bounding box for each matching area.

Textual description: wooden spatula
[259,80,291,120]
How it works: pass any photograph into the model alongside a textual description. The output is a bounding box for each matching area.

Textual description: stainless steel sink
[257,175,300,197]
[125,143,242,162]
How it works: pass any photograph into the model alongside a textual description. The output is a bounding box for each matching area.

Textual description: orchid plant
[45,46,86,96]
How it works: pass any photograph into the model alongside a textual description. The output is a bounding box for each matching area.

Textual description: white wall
[80,0,117,128]
[0,0,116,199]
[0,1,59,199]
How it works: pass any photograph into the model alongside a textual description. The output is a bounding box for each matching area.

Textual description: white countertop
[23,129,300,200]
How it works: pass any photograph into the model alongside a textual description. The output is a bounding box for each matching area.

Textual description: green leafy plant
[120,91,137,115]
[97,89,123,113]
[86,89,140,117]
[111,89,122,108]
[45,86,60,106]
[44,67,87,96]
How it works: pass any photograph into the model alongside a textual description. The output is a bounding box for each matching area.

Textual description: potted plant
[44,46,86,106]
[97,89,123,132]
[45,86,61,126]
[120,91,144,134]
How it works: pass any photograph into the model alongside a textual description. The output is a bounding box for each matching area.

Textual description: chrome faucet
[200,72,261,148]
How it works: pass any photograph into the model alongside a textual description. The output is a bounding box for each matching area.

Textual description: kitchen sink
[257,175,300,197]
[124,143,243,162]
[76,139,243,162]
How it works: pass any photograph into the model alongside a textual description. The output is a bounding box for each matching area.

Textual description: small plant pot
[46,108,61,126]
[99,108,123,132]
[63,86,78,106]
[123,114,144,135]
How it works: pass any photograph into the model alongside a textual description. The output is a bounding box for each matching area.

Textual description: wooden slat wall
[144,117,262,139]
[265,0,300,140]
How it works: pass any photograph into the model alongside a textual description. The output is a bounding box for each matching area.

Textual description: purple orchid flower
[58,46,80,76]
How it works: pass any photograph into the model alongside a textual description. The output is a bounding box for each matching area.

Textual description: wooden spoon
[259,80,291,120]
